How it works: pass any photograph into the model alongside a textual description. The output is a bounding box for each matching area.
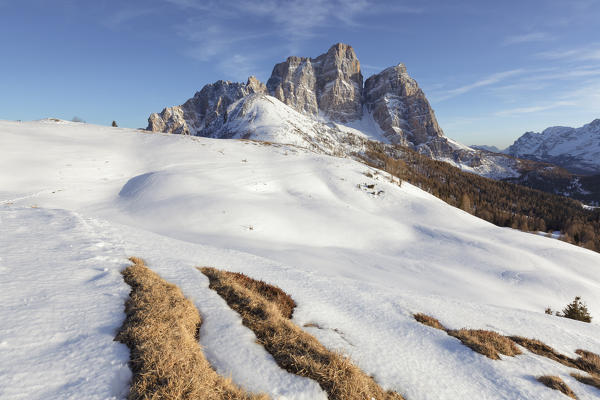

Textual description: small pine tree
[561,296,592,323]
[112,120,118,127]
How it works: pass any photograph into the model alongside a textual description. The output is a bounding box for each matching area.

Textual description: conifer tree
[561,296,592,323]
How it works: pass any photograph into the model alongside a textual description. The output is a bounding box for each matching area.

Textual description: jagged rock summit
[147,77,266,136]
[147,43,519,179]
[364,63,444,146]
[506,119,600,174]
[147,43,445,149]
[266,43,363,122]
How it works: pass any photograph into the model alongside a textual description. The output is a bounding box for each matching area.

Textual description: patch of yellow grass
[537,375,577,399]
[117,257,268,400]
[571,373,600,390]
[510,337,600,376]
[413,313,445,330]
[199,267,405,400]
[447,329,522,360]
[413,313,520,360]
[574,349,600,375]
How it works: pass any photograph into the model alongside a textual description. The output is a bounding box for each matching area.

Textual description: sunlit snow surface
[1,119,600,399]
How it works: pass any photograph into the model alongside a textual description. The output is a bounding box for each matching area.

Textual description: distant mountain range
[506,119,600,175]
[470,144,503,153]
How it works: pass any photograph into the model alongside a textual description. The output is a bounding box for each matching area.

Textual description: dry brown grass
[510,336,576,367]
[224,270,296,319]
[510,337,600,376]
[117,257,268,400]
[413,313,445,331]
[199,267,405,400]
[574,349,600,375]
[537,375,577,399]
[413,313,520,360]
[571,373,600,390]
[447,329,522,360]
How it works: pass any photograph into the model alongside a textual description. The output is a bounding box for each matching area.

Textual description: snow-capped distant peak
[507,119,600,174]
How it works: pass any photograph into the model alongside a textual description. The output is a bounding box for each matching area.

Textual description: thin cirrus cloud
[495,101,575,116]
[432,69,526,101]
[165,0,419,65]
[537,44,600,61]
[104,7,158,29]
[502,32,553,46]
[165,0,375,77]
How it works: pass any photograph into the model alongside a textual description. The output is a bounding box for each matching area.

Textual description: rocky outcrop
[147,77,266,136]
[266,43,363,122]
[364,64,444,147]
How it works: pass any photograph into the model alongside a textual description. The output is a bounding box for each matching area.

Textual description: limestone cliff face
[145,43,520,179]
[266,43,363,122]
[147,44,444,149]
[147,77,266,136]
[364,64,444,146]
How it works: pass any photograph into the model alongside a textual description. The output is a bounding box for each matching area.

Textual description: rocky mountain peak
[147,77,266,136]
[267,43,363,122]
[585,118,600,132]
[147,43,445,150]
[363,63,444,146]
[507,118,600,174]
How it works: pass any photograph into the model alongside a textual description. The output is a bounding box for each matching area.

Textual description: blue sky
[1,0,599,147]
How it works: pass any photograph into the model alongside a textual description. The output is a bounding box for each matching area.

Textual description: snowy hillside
[2,119,600,399]
[507,119,600,174]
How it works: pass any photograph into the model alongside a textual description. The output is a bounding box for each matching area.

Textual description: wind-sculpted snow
[2,119,600,399]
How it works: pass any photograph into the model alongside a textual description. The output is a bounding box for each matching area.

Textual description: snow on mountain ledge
[1,119,600,399]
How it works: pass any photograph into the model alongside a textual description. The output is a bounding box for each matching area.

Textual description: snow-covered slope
[507,119,600,174]
[2,119,600,399]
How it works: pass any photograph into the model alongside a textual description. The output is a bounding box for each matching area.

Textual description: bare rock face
[147,76,266,135]
[364,64,444,147]
[266,43,363,122]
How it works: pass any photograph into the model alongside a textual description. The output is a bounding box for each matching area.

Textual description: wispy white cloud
[493,76,600,117]
[217,54,258,81]
[560,79,600,111]
[432,69,525,101]
[502,32,553,46]
[162,0,421,74]
[105,7,157,29]
[537,44,600,61]
[495,101,575,116]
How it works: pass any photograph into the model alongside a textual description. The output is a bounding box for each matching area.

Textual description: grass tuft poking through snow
[413,313,445,331]
[447,329,522,360]
[222,270,297,319]
[536,375,577,399]
[571,373,600,391]
[199,267,405,400]
[574,349,600,374]
[413,313,520,360]
[116,257,268,400]
[510,337,600,375]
